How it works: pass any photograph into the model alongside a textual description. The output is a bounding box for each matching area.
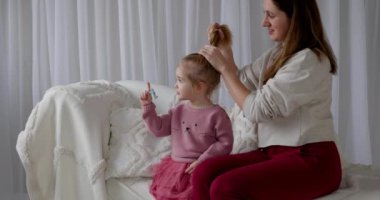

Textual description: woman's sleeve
[238,47,276,91]
[242,50,330,123]
[238,60,262,91]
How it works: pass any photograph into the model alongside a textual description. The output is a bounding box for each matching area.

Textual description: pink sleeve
[198,109,233,162]
[142,102,172,137]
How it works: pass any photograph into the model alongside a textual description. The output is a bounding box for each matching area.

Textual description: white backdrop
[1,0,379,199]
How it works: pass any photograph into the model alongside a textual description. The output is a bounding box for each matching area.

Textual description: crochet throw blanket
[16,80,133,200]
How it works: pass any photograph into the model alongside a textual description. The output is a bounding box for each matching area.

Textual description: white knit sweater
[239,46,336,147]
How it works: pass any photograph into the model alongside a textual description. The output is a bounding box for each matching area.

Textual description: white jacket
[239,45,336,147]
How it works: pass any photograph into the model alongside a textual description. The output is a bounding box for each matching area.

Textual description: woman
[194,0,342,199]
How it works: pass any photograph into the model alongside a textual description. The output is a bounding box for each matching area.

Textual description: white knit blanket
[16,80,133,200]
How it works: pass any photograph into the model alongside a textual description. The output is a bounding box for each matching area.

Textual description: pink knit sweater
[142,101,233,163]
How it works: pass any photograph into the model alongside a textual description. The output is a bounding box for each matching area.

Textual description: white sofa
[16,80,380,200]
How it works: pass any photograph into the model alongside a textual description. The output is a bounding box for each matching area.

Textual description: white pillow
[105,107,171,179]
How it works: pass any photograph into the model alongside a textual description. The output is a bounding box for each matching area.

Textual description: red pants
[192,141,341,200]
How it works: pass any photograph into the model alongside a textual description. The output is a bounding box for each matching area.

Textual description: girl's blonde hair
[181,24,232,95]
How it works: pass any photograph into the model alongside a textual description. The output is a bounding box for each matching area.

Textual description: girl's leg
[192,149,270,200]
[209,142,341,200]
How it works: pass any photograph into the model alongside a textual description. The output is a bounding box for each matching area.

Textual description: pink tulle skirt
[149,156,193,200]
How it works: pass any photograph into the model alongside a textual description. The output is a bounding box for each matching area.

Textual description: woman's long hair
[263,0,337,84]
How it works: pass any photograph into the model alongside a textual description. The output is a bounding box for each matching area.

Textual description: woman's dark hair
[264,0,337,84]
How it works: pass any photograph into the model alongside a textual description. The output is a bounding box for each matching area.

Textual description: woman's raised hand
[199,45,227,72]
[199,44,237,75]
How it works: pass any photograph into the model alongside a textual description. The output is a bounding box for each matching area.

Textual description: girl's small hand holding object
[140,82,153,106]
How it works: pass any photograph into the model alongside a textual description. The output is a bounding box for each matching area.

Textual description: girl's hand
[139,82,152,106]
[185,160,200,174]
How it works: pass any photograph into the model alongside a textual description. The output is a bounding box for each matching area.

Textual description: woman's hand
[199,45,237,75]
[139,82,152,106]
[202,22,237,74]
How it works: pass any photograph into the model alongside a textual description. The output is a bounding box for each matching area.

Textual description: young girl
[139,25,234,200]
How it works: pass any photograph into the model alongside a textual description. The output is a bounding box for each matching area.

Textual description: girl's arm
[197,110,234,162]
[185,109,233,174]
[142,102,172,137]
[140,82,171,137]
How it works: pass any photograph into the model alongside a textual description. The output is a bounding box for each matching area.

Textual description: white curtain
[1,0,379,199]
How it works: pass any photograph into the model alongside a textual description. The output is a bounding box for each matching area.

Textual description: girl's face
[175,64,195,101]
[261,0,291,42]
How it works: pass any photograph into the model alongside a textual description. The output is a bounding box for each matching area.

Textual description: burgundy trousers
[192,141,341,200]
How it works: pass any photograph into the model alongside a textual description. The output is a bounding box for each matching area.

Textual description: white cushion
[105,107,171,179]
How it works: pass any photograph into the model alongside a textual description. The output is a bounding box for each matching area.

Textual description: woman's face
[261,0,291,42]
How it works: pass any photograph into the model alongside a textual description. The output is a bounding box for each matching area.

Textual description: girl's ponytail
[208,24,232,47]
